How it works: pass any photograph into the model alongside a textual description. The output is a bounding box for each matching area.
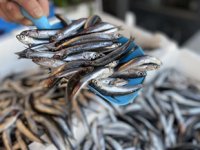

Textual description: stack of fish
[78,69,200,150]
[15,15,161,102]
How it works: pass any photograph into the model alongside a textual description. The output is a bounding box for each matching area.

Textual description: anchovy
[171,101,186,134]
[111,70,147,79]
[72,67,115,99]
[51,18,86,41]
[97,78,128,86]
[72,99,90,132]
[91,79,143,96]
[53,67,81,78]
[32,57,65,68]
[64,52,103,61]
[16,34,49,47]
[66,67,94,101]
[54,33,119,50]
[111,78,129,86]
[163,91,200,107]
[33,100,66,117]
[105,136,123,150]
[91,121,101,149]
[15,130,29,150]
[33,115,67,150]
[20,29,60,39]
[83,139,93,150]
[80,22,119,34]
[53,41,114,58]
[0,113,20,133]
[84,15,102,29]
[2,129,12,150]
[16,49,55,59]
[91,37,133,66]
[24,111,39,135]
[117,55,162,72]
[106,121,135,131]
[16,119,44,143]
[53,117,73,138]
[0,106,22,122]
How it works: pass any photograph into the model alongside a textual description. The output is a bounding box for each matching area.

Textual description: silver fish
[34,100,66,117]
[83,139,93,150]
[0,113,20,133]
[16,119,44,143]
[20,29,60,39]
[97,78,128,86]
[84,15,102,29]
[16,34,49,46]
[32,57,65,68]
[53,117,73,138]
[91,79,143,96]
[33,115,67,150]
[52,18,86,41]
[80,22,120,34]
[2,129,12,150]
[15,130,29,150]
[54,33,119,50]
[92,38,133,66]
[117,55,162,72]
[105,136,123,150]
[64,52,103,61]
[72,99,90,132]
[53,41,113,58]
[111,70,147,79]
[16,49,55,59]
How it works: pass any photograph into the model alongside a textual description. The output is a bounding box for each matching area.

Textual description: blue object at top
[20,7,63,29]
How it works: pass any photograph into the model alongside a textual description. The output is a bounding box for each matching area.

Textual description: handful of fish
[15,15,161,101]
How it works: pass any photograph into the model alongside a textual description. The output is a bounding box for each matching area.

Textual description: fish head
[16,34,32,45]
[147,64,161,70]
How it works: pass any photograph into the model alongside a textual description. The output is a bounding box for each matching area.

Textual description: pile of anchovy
[77,68,200,150]
[1,67,200,150]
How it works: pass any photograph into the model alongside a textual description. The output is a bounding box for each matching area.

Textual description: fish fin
[15,51,26,59]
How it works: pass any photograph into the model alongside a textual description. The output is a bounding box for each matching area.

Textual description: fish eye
[21,35,25,40]
[139,72,143,76]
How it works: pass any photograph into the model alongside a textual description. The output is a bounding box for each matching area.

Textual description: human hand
[0,0,49,25]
